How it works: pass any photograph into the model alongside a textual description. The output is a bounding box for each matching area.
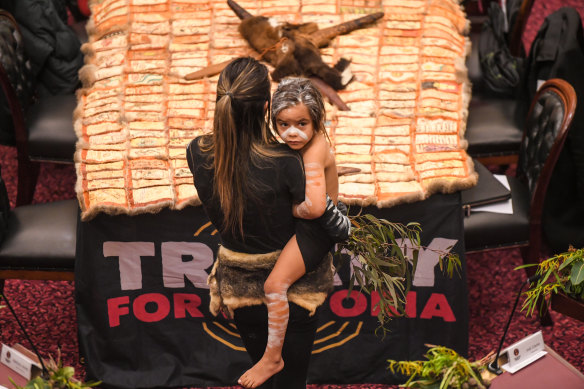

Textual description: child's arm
[324,148,339,204]
[318,148,351,242]
[292,134,328,219]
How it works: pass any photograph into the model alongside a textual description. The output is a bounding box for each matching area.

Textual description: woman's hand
[317,195,351,242]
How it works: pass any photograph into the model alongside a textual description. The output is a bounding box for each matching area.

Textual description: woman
[186,57,349,388]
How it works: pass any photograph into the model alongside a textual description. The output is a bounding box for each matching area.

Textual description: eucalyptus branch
[388,345,491,389]
[515,247,584,316]
[335,214,461,334]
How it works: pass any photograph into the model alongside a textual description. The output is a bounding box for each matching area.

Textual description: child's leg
[238,235,306,389]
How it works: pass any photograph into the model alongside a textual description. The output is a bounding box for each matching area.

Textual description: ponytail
[202,57,275,237]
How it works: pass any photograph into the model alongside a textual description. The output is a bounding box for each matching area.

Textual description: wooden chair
[0,164,76,294]
[464,78,577,272]
[464,0,535,166]
[0,10,78,206]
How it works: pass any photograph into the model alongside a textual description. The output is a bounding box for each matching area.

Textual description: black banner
[75,192,467,388]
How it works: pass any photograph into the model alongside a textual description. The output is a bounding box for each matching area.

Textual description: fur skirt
[208,246,335,317]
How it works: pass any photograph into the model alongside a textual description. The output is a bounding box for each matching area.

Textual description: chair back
[517,78,577,222]
[0,10,34,146]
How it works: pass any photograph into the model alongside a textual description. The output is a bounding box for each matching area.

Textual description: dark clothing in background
[0,0,83,145]
[6,0,83,97]
[520,8,584,252]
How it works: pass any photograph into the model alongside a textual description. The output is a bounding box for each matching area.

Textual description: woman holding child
[186,57,349,388]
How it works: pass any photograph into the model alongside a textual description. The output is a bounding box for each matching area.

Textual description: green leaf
[411,249,419,274]
[515,263,538,270]
[558,255,578,271]
[61,366,75,379]
[336,214,461,333]
[570,262,584,285]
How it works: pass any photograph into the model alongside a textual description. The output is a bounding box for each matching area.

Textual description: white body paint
[296,202,311,218]
[265,291,289,349]
[280,126,308,141]
[296,161,325,218]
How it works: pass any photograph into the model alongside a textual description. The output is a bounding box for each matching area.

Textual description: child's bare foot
[238,356,284,388]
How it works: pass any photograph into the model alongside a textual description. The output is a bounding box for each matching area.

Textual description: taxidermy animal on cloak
[229,0,384,91]
[185,1,384,110]
[238,15,353,90]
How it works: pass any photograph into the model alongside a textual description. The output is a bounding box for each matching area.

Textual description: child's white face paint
[280,125,309,141]
[275,103,315,151]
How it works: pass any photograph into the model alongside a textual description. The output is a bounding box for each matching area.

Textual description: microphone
[1,293,49,377]
[487,273,542,375]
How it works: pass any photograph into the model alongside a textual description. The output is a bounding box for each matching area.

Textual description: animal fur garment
[208,246,335,317]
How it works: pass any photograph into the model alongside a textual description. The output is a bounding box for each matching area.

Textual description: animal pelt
[208,246,335,317]
[239,16,352,90]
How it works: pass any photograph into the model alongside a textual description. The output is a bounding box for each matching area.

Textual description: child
[238,77,350,388]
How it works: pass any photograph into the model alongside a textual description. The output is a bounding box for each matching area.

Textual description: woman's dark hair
[199,57,280,236]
